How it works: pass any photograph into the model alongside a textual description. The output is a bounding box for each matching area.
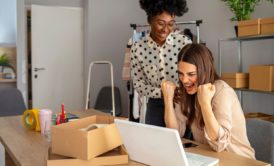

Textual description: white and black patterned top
[130,32,192,98]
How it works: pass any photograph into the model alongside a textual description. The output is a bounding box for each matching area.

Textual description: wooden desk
[0,109,270,166]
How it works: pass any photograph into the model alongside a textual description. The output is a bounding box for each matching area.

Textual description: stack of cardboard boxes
[221,65,274,92]
[237,17,274,37]
[47,115,129,166]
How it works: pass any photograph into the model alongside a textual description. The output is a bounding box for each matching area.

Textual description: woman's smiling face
[178,61,198,95]
[150,11,175,46]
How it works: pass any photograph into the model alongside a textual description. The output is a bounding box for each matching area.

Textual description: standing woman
[130,0,191,127]
[161,44,255,159]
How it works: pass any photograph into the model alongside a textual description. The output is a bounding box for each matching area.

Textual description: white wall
[0,0,16,44]
[86,0,146,116]
[25,0,82,7]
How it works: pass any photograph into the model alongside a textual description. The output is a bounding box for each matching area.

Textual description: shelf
[234,88,274,95]
[218,34,274,74]
[219,34,274,42]
[219,34,274,109]
[0,79,16,83]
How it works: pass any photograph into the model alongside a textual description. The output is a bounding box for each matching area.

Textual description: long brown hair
[175,44,220,128]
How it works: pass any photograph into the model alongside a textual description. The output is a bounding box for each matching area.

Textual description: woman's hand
[197,83,216,106]
[198,83,219,141]
[161,80,179,130]
[161,80,176,102]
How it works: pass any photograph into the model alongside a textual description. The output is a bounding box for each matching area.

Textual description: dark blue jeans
[145,98,165,127]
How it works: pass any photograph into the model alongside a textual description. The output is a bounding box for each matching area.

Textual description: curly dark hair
[139,0,188,22]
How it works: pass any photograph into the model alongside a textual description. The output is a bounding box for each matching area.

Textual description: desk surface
[0,109,270,166]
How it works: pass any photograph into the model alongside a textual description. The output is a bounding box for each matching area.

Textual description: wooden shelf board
[0,79,17,83]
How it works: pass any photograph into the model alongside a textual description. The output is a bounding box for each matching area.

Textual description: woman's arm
[197,83,219,141]
[130,44,162,98]
[161,81,179,129]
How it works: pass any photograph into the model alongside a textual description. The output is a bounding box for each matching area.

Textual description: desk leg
[5,150,15,166]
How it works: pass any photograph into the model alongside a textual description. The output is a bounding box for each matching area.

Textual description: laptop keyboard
[186,152,209,166]
[187,159,204,166]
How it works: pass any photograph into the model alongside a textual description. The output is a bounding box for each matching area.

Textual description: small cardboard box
[221,73,249,88]
[249,65,274,92]
[238,19,260,37]
[51,115,123,160]
[48,145,128,166]
[261,17,274,35]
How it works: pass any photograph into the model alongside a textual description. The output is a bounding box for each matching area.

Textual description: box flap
[96,115,115,124]
[261,17,274,24]
[52,128,86,158]
[221,72,249,79]
[238,18,260,26]
[87,123,123,159]
[54,116,97,129]
[55,115,115,129]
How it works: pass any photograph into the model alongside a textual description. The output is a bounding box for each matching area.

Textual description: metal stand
[85,61,115,117]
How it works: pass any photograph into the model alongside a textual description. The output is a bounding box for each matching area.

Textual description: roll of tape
[22,109,41,131]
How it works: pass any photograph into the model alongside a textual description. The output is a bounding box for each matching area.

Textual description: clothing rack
[130,19,203,43]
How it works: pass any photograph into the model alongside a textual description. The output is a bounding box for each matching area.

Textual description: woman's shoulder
[214,79,229,87]
[130,36,149,49]
[170,32,191,41]
[213,80,235,95]
[171,31,192,41]
[212,80,239,104]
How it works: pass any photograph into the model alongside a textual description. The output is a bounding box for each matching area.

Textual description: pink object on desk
[39,109,52,135]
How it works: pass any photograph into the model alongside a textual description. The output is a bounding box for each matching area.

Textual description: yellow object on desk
[22,109,41,131]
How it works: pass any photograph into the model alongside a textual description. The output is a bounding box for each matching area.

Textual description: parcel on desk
[51,115,125,160]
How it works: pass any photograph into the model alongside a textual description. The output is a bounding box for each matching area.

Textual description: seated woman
[161,43,255,159]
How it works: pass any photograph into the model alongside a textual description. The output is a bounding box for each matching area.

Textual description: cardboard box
[245,112,274,123]
[221,73,249,88]
[261,17,274,35]
[238,19,260,37]
[48,145,128,166]
[51,115,123,160]
[249,65,274,91]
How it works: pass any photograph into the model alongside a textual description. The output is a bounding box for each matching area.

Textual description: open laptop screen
[114,119,219,166]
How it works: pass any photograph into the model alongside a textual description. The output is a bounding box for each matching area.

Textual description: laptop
[114,119,219,166]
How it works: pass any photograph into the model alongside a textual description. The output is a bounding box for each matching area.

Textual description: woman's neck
[150,33,165,46]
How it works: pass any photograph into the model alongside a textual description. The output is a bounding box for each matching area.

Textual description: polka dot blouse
[130,32,192,98]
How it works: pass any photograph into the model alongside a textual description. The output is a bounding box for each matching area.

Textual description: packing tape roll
[22,109,41,131]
